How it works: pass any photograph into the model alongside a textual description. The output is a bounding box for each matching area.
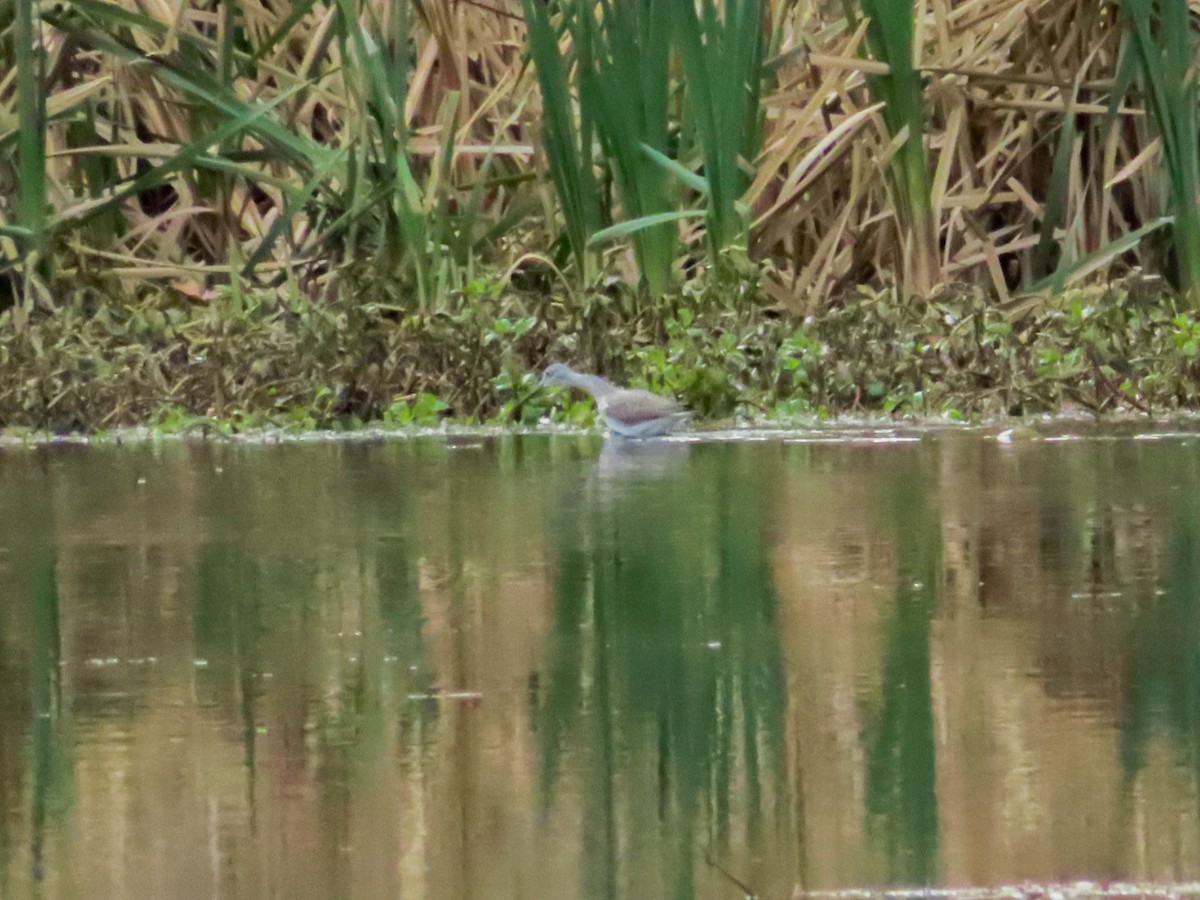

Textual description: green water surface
[1,429,1199,899]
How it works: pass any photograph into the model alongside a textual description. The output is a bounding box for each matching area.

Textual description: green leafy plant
[492,370,551,425]
[629,306,748,417]
[384,393,450,427]
[775,331,826,396]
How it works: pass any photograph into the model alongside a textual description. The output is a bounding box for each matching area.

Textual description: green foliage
[852,0,940,296]
[522,0,765,288]
[1172,313,1200,357]
[1116,0,1200,304]
[630,306,749,418]
[485,314,538,344]
[758,278,1200,417]
[328,0,501,307]
[155,405,211,433]
[7,0,1200,317]
[577,0,678,294]
[492,370,547,426]
[12,0,47,306]
[384,393,449,427]
[670,0,766,256]
[520,0,604,279]
[16,0,526,312]
[773,332,827,416]
[4,268,1200,433]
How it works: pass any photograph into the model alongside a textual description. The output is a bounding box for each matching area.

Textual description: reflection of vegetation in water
[195,549,265,787]
[863,463,941,885]
[1118,508,1200,782]
[190,491,435,898]
[29,552,73,887]
[21,436,1200,895]
[537,447,790,897]
[0,469,75,894]
[0,554,72,895]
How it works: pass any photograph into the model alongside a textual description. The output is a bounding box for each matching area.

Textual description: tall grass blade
[588,209,706,246]
[1030,216,1172,294]
[854,0,940,297]
[1116,0,1200,304]
[15,0,47,300]
[640,143,710,196]
[577,0,677,294]
[1032,110,1078,282]
[332,0,468,306]
[521,0,603,281]
[672,0,767,258]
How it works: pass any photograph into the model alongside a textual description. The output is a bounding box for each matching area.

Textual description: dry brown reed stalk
[0,0,1185,311]
[4,0,537,300]
[751,0,1146,309]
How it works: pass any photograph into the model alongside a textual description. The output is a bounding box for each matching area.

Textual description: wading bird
[541,363,690,438]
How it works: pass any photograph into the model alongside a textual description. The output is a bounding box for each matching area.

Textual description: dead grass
[0,0,1188,309]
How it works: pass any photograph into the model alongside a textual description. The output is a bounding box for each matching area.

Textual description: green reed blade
[672,0,766,258]
[854,0,940,297]
[1117,0,1200,304]
[575,0,677,294]
[521,0,603,282]
[15,0,47,280]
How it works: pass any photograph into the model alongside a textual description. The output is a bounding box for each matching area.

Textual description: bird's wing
[607,389,683,425]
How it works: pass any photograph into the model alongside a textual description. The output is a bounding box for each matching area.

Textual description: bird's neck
[566,371,617,399]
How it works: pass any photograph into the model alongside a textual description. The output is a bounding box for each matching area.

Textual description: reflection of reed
[540,444,794,897]
[29,552,65,887]
[863,473,941,885]
[9,435,1200,897]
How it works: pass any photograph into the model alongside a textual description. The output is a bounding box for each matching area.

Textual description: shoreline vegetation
[5,273,1200,435]
[4,2,1200,434]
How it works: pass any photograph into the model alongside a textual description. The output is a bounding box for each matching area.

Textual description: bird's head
[540,363,576,388]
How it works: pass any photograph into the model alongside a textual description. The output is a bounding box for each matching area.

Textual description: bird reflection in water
[596,436,691,481]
